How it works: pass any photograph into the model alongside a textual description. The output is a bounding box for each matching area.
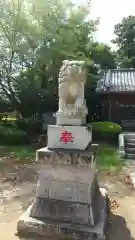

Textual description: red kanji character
[60,130,74,144]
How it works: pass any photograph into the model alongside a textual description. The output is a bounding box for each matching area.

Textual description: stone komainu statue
[58,60,88,117]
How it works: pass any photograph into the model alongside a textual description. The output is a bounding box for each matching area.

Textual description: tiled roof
[96,69,135,93]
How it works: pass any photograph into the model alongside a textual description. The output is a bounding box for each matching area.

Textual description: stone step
[125,153,135,159]
[124,136,135,140]
[125,148,135,154]
[124,134,135,138]
[124,138,135,143]
[125,143,135,148]
[124,134,135,139]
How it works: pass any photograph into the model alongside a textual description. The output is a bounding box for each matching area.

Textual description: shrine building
[96,68,135,129]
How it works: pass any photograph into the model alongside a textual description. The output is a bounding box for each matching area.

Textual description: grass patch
[11,147,35,159]
[0,145,35,162]
[0,143,124,169]
[97,143,124,170]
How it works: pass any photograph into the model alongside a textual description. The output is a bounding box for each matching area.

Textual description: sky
[90,0,135,49]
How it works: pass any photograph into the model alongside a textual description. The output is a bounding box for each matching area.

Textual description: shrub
[91,121,122,133]
[0,125,29,145]
[1,120,16,128]
[90,121,122,143]
[16,118,43,135]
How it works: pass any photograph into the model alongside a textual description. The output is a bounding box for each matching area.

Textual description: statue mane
[58,60,86,84]
[57,60,88,120]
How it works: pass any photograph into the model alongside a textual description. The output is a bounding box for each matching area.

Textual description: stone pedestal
[16,59,108,240]
[17,147,108,240]
[17,188,107,240]
[30,165,100,226]
[47,125,92,150]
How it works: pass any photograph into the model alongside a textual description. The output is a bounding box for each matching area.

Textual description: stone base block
[47,125,92,150]
[30,165,101,227]
[30,177,100,226]
[35,165,97,202]
[30,199,97,226]
[17,188,108,240]
[36,144,99,167]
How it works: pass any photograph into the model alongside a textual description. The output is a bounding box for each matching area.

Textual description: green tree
[113,15,135,67]
[0,0,98,116]
[89,42,116,69]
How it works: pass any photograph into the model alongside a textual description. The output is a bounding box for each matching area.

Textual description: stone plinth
[17,188,108,240]
[30,165,100,226]
[35,166,97,203]
[35,144,99,167]
[47,125,92,150]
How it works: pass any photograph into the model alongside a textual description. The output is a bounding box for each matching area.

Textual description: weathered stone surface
[31,199,94,225]
[30,165,101,226]
[47,125,92,150]
[36,144,99,166]
[30,196,101,226]
[35,165,97,204]
[77,183,91,203]
[17,188,108,240]
[50,181,78,201]
[36,179,50,198]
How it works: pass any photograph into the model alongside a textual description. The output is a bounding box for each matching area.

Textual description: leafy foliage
[113,15,135,67]
[0,0,116,118]
[0,125,29,145]
[89,42,116,69]
[97,144,123,170]
[91,121,122,133]
[91,122,122,143]
[16,118,43,135]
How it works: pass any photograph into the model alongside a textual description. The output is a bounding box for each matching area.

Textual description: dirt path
[99,171,135,240]
[0,160,135,240]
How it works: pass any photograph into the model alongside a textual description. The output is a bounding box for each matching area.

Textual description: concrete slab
[17,188,108,240]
